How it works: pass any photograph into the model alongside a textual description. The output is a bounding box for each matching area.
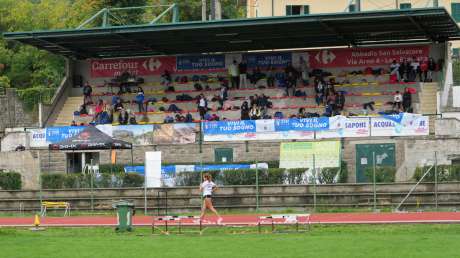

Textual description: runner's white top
[201,180,216,196]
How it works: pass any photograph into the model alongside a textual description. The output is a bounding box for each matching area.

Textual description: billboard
[279,141,341,169]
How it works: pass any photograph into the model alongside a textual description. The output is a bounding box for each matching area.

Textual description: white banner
[27,128,47,148]
[370,113,429,136]
[203,131,315,141]
[316,116,370,139]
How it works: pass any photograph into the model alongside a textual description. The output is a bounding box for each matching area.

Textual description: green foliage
[41,173,66,189]
[413,165,460,182]
[0,76,10,88]
[122,173,144,187]
[364,166,396,183]
[0,170,22,190]
[17,87,56,111]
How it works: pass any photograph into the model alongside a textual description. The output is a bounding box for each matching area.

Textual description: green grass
[0,224,459,258]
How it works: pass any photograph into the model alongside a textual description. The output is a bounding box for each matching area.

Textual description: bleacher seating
[63,68,423,126]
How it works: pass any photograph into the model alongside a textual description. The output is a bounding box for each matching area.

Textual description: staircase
[418,82,438,134]
[51,96,84,126]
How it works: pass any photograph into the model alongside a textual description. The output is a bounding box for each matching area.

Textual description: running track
[0,212,459,227]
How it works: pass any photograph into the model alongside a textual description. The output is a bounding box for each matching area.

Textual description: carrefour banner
[279,141,341,169]
[316,116,370,139]
[176,54,225,72]
[274,118,329,132]
[203,120,256,135]
[244,52,292,68]
[371,113,429,136]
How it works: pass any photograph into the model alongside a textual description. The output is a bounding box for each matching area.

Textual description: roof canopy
[49,126,132,151]
[4,8,460,59]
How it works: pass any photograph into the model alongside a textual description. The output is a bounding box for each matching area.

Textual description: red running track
[0,212,459,227]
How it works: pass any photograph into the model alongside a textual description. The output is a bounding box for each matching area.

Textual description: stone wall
[0,89,38,132]
[0,151,40,190]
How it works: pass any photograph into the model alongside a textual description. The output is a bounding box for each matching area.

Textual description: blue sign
[124,166,145,174]
[126,164,252,175]
[45,126,85,143]
[244,52,292,68]
[203,120,256,135]
[274,118,330,131]
[177,55,225,71]
[195,164,251,172]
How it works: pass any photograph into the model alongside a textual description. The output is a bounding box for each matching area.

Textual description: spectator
[197,94,208,120]
[241,101,250,120]
[409,57,420,82]
[129,111,137,124]
[161,70,172,87]
[390,60,400,82]
[363,101,375,114]
[118,108,129,125]
[326,91,337,112]
[135,89,145,112]
[118,69,132,94]
[70,120,77,126]
[98,108,111,124]
[299,56,309,86]
[164,115,174,123]
[315,93,323,106]
[266,66,275,87]
[175,114,185,123]
[336,91,346,111]
[238,60,248,89]
[393,91,402,111]
[427,57,436,82]
[228,60,239,89]
[400,59,410,82]
[298,107,306,118]
[402,88,412,113]
[420,60,428,82]
[94,99,104,121]
[79,104,88,115]
[83,82,93,104]
[285,71,296,96]
[314,77,325,95]
[219,85,228,109]
[250,66,264,85]
[249,104,261,120]
[113,98,124,112]
[184,112,193,123]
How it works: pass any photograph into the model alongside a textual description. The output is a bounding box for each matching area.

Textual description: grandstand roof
[4,8,460,59]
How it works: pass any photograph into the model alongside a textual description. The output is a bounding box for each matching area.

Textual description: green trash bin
[113,200,135,232]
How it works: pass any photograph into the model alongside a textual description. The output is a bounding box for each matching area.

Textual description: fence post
[313,154,317,212]
[90,159,94,212]
[434,151,438,211]
[372,152,377,211]
[255,160,259,211]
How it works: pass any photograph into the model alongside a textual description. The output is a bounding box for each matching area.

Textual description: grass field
[0,224,458,258]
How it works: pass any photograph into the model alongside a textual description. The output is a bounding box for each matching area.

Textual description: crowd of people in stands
[73,55,439,126]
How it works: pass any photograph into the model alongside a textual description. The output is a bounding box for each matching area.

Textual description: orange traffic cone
[34,214,40,227]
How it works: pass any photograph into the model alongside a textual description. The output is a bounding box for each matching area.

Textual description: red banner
[90,56,176,78]
[306,45,430,68]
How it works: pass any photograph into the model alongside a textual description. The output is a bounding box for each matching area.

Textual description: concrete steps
[52,96,83,126]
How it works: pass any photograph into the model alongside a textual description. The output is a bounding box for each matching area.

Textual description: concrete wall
[0,151,40,190]
[0,89,38,132]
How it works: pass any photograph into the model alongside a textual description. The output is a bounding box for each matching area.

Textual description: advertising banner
[90,56,176,77]
[27,128,47,148]
[307,45,430,68]
[203,130,315,142]
[112,125,154,145]
[203,120,256,135]
[279,141,341,169]
[244,52,292,68]
[316,116,370,139]
[176,54,226,72]
[45,126,85,143]
[274,117,330,132]
[370,113,429,136]
[152,123,197,144]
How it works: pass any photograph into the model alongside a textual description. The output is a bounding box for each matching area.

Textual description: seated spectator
[336,91,346,111]
[161,70,172,86]
[118,108,129,125]
[94,99,104,121]
[83,82,93,104]
[420,60,428,82]
[403,88,412,113]
[184,112,193,123]
[98,108,111,124]
[241,101,250,120]
[129,113,137,125]
[79,104,88,115]
[298,108,306,118]
[135,90,145,112]
[71,120,77,126]
[210,114,220,121]
[393,91,402,111]
[249,66,264,85]
[175,114,185,123]
[249,104,261,120]
[164,115,174,123]
[113,98,124,112]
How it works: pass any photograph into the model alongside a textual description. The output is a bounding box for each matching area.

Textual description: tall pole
[202,0,207,21]
[356,0,361,12]
[434,151,438,211]
[372,152,377,211]
[255,160,259,211]
[313,154,317,212]
[395,0,399,9]
[271,0,274,16]
[90,159,94,212]
[433,0,439,8]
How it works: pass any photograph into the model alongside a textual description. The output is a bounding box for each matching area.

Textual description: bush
[122,173,144,187]
[364,166,396,183]
[0,171,22,190]
[413,165,460,182]
[41,174,66,189]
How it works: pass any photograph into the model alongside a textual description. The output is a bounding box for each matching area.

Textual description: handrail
[41,76,70,127]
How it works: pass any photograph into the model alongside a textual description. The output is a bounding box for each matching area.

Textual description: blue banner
[126,164,252,175]
[177,54,225,71]
[274,118,330,131]
[45,126,85,143]
[244,52,292,68]
[203,120,256,135]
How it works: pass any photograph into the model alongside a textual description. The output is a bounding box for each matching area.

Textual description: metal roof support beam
[31,37,89,59]
[318,20,355,46]
[407,15,433,41]
[77,8,107,29]
[150,4,176,24]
